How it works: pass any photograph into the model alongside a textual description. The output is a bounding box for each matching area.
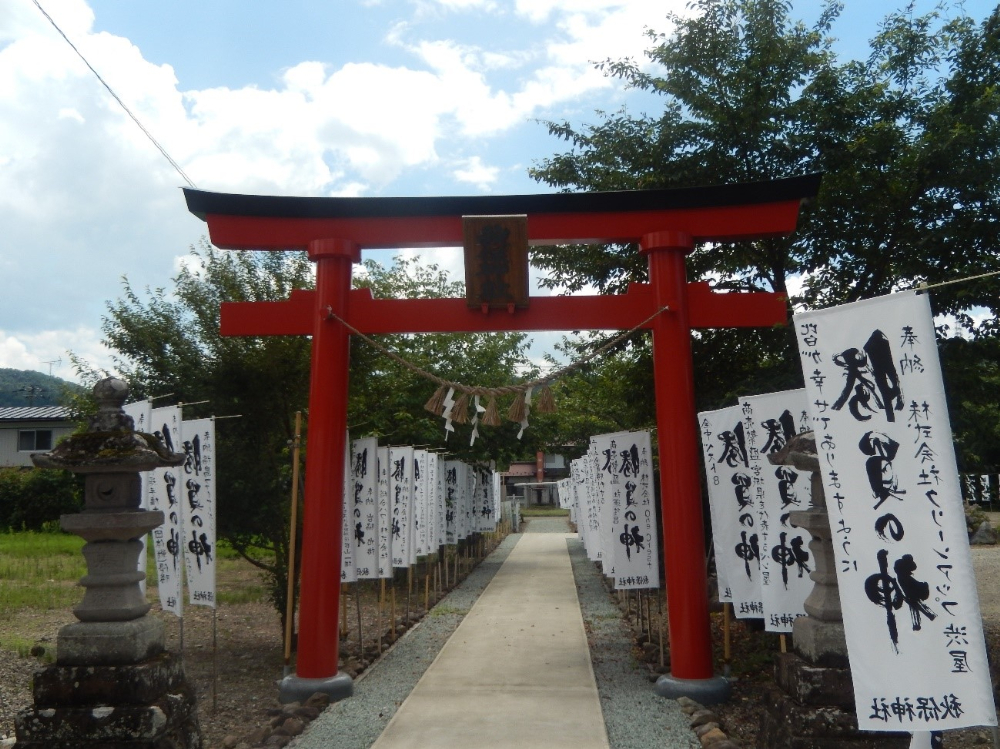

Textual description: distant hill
[0,368,86,407]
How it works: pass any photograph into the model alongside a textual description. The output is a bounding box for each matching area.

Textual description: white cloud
[452,156,499,190]
[2,0,684,379]
[0,326,113,383]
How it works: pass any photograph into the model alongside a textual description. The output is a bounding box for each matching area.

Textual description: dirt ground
[0,547,487,749]
[2,525,999,748]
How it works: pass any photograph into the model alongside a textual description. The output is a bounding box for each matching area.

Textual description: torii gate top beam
[180,173,821,699]
[183,173,820,251]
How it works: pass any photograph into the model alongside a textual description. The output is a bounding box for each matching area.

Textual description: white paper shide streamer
[149,406,183,617]
[795,291,996,731]
[181,418,216,607]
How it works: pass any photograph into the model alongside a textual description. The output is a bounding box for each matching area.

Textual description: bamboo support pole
[405,567,412,624]
[356,583,364,663]
[340,584,348,637]
[282,411,303,675]
[391,585,397,642]
[723,603,732,677]
[212,607,218,713]
[378,579,385,655]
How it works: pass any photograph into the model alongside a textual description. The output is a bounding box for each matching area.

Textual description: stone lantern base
[757,653,910,748]
[15,651,201,749]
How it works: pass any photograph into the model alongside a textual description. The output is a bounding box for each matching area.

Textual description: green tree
[350,256,555,466]
[84,243,548,625]
[81,242,313,626]
[529,0,1000,465]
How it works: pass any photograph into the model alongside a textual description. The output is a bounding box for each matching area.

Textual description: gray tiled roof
[0,406,73,421]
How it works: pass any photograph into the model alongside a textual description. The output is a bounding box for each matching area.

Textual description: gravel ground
[291,517,698,749]
[568,532,699,749]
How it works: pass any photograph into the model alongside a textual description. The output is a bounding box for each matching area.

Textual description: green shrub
[0,468,83,531]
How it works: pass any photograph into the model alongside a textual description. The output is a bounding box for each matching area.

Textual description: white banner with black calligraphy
[123,399,153,594]
[427,453,440,553]
[739,390,813,632]
[699,405,744,608]
[377,447,392,578]
[796,291,996,731]
[181,418,216,607]
[341,438,356,583]
[350,437,378,579]
[444,460,460,545]
[389,446,414,568]
[462,462,475,540]
[584,442,609,567]
[149,406,183,616]
[570,458,595,560]
[606,431,658,590]
[413,450,429,561]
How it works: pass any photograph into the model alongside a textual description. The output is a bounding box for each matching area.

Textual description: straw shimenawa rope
[324,304,670,424]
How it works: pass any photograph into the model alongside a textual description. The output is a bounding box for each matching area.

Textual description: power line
[32,0,197,188]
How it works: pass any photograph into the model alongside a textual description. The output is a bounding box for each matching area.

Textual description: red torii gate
[184,174,820,704]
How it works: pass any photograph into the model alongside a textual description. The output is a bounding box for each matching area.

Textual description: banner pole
[283,411,302,677]
[212,606,218,713]
[723,603,732,678]
[355,582,363,666]
[391,583,397,643]
[340,584,348,637]
[405,567,412,624]
[658,606,665,669]
[377,579,384,656]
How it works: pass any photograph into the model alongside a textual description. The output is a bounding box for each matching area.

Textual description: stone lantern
[15,377,203,748]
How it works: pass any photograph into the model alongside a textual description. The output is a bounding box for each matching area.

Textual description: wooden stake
[340,583,348,637]
[212,606,218,713]
[283,411,303,674]
[356,583,364,665]
[405,567,412,624]
[658,610,665,668]
[722,603,732,665]
[391,584,397,642]
[424,573,430,612]
[780,634,787,654]
[378,579,385,655]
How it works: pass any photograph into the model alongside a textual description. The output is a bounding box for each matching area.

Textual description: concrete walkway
[370,531,610,749]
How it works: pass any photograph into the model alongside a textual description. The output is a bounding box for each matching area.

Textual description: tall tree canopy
[84,243,549,620]
[530,0,1000,470]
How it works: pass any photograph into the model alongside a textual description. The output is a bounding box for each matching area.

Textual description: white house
[0,406,76,468]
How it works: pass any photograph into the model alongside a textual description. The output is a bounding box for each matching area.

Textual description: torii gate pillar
[182,173,821,708]
[287,239,359,701]
[643,230,729,701]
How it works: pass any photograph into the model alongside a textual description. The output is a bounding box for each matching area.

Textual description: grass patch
[429,605,468,617]
[216,584,267,605]
[519,506,569,517]
[0,531,86,612]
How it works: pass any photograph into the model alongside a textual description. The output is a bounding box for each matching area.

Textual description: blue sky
[0,0,994,383]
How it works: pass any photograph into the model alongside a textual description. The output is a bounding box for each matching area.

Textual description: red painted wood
[641,233,715,681]
[220,283,786,337]
[203,200,802,251]
[295,242,356,679]
[203,180,810,690]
